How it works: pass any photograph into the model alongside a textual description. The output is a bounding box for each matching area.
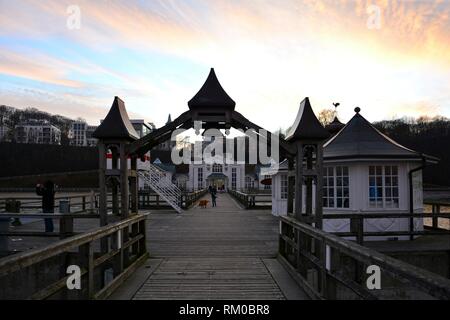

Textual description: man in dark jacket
[36,180,56,232]
[211,186,217,207]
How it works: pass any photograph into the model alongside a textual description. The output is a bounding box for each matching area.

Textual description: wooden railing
[0,193,99,214]
[228,189,272,209]
[424,199,450,230]
[138,192,174,209]
[279,215,450,300]
[138,189,207,210]
[180,189,208,209]
[323,212,450,244]
[0,214,148,300]
[0,193,100,247]
[0,213,99,242]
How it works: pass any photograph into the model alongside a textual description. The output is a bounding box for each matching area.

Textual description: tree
[318,109,335,126]
[374,116,450,187]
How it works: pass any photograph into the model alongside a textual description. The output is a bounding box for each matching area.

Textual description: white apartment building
[15,120,61,145]
[70,121,98,147]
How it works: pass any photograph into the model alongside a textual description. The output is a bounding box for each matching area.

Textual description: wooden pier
[110,193,308,300]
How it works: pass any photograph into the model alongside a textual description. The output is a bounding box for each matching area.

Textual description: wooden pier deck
[111,193,308,300]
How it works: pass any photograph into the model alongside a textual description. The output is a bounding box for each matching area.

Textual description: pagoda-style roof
[324,108,437,161]
[188,68,236,110]
[93,97,139,141]
[285,97,330,141]
[325,116,345,135]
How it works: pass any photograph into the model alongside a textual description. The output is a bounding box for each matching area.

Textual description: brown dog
[199,200,209,208]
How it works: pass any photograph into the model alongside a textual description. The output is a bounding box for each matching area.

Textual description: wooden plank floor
[147,193,279,258]
[133,257,285,300]
[116,193,307,300]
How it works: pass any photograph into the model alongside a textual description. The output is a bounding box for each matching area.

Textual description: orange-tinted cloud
[0,50,83,87]
[0,0,449,127]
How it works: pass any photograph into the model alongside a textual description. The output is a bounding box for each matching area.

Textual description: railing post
[350,215,364,245]
[326,246,341,299]
[139,218,147,256]
[89,191,95,213]
[320,240,327,298]
[432,204,439,229]
[131,220,139,256]
[82,196,86,212]
[112,229,124,276]
[59,199,73,239]
[79,242,94,299]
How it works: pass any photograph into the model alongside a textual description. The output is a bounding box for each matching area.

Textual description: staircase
[138,164,183,213]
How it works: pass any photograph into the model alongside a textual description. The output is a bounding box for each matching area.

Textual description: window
[323,166,349,208]
[264,175,271,190]
[369,166,399,208]
[212,164,223,173]
[232,168,237,190]
[280,174,288,199]
[245,176,254,190]
[197,167,203,189]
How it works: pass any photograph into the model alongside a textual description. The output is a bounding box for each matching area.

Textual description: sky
[0,0,449,131]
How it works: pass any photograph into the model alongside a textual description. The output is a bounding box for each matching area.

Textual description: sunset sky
[0,0,449,131]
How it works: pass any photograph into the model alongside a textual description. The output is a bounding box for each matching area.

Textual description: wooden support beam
[120,143,129,219]
[127,110,192,155]
[287,158,295,215]
[231,110,296,155]
[315,143,324,229]
[130,157,138,215]
[294,143,303,220]
[98,143,107,227]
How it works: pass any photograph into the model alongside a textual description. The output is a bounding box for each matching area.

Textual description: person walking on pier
[211,186,217,207]
[36,180,56,233]
[208,185,217,207]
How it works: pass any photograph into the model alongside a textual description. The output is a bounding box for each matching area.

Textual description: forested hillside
[0,105,75,145]
[374,117,450,187]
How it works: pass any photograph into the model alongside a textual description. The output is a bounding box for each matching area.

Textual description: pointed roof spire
[93,96,139,141]
[325,102,345,134]
[325,116,345,135]
[167,114,172,124]
[324,108,433,160]
[286,97,330,141]
[188,68,235,110]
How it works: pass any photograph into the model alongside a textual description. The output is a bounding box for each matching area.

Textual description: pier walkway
[110,193,308,300]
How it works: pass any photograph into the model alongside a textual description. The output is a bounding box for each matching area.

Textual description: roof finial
[354,107,361,114]
[333,102,340,118]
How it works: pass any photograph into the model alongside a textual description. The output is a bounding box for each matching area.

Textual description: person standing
[36,180,56,232]
[211,185,217,207]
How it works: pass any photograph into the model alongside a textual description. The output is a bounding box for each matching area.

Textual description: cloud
[0,0,449,129]
[0,86,150,125]
[0,50,83,87]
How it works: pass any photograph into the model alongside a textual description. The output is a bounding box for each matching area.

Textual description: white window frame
[264,175,271,190]
[323,166,350,209]
[369,165,399,209]
[231,168,237,190]
[280,174,288,199]
[245,176,254,190]
[197,167,203,189]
